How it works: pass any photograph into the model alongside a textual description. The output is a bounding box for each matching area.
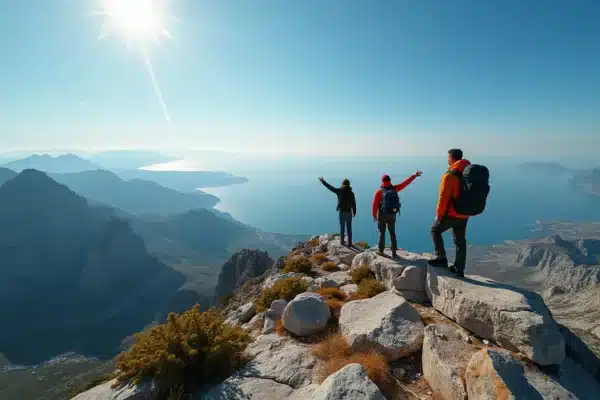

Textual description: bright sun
[99,0,170,45]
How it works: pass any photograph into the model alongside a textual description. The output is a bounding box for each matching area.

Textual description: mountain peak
[1,153,101,173]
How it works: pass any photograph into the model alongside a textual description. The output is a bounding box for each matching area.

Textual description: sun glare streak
[142,52,172,123]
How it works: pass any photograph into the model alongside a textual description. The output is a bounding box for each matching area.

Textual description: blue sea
[183,157,600,252]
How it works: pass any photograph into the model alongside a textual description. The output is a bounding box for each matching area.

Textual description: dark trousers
[378,213,397,253]
[339,211,353,244]
[430,216,468,271]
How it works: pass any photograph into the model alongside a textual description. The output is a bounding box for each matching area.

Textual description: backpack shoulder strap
[447,169,462,177]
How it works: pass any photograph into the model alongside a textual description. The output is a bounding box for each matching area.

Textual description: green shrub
[355,279,386,299]
[115,306,250,396]
[355,241,370,249]
[256,277,308,312]
[321,261,339,272]
[283,256,313,273]
[310,252,329,265]
[350,265,373,284]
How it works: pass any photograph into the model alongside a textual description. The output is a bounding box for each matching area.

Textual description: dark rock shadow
[558,324,600,382]
[193,364,261,400]
[493,356,545,400]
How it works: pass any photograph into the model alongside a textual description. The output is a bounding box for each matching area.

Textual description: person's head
[341,178,351,187]
[447,148,463,166]
[381,174,391,183]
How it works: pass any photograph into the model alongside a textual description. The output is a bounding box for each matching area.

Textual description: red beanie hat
[382,174,391,182]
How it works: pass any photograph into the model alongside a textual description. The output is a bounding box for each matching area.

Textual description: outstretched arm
[319,177,340,194]
[394,170,423,192]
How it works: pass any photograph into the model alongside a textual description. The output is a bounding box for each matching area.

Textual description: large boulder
[394,265,428,303]
[351,251,405,290]
[339,291,424,361]
[237,302,256,323]
[326,271,352,287]
[422,324,478,400]
[263,310,276,334]
[312,363,386,400]
[327,240,359,265]
[426,266,565,366]
[71,379,154,400]
[242,312,264,332]
[282,292,331,337]
[315,277,340,289]
[465,348,598,399]
[270,299,288,320]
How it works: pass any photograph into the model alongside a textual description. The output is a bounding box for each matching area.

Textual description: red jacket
[372,174,418,218]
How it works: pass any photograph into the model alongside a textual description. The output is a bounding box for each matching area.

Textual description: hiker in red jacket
[372,171,423,258]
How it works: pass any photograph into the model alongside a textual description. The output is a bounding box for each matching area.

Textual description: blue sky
[0,0,599,157]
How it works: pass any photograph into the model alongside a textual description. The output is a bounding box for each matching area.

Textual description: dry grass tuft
[312,333,395,398]
[321,261,339,272]
[355,241,370,249]
[354,279,386,299]
[350,264,374,284]
[283,256,313,273]
[309,237,321,247]
[317,287,346,301]
[310,252,329,265]
[256,277,308,312]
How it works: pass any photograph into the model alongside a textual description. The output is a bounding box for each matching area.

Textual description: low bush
[256,277,308,312]
[317,287,346,301]
[309,237,321,247]
[283,256,313,273]
[312,334,394,397]
[321,261,339,272]
[350,264,373,284]
[310,252,329,265]
[115,306,250,396]
[355,241,370,249]
[327,299,345,314]
[355,279,386,299]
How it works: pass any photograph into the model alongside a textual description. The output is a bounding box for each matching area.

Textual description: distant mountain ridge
[50,169,218,215]
[1,154,101,173]
[0,170,184,365]
[0,170,303,366]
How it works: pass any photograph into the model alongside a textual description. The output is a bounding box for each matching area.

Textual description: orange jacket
[436,159,471,219]
[372,174,417,218]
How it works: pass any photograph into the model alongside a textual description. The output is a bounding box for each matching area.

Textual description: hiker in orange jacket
[372,171,422,258]
[428,149,471,276]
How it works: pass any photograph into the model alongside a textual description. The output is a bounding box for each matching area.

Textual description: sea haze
[157,157,600,253]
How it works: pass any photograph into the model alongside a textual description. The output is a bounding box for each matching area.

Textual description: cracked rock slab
[199,376,295,400]
[238,335,316,389]
[422,324,478,400]
[426,266,565,366]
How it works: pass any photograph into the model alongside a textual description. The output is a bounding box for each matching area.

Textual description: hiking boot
[449,265,465,278]
[428,257,448,268]
[348,242,353,248]
[378,249,385,257]
[391,250,398,259]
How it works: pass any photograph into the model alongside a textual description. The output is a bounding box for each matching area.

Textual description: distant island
[518,161,572,174]
[570,168,600,197]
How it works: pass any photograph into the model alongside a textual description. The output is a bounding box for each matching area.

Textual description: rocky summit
[73,234,599,400]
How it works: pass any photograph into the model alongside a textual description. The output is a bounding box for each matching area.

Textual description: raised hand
[415,170,423,177]
[318,177,324,183]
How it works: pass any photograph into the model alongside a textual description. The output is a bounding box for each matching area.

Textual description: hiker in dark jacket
[319,177,356,247]
[372,171,422,258]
